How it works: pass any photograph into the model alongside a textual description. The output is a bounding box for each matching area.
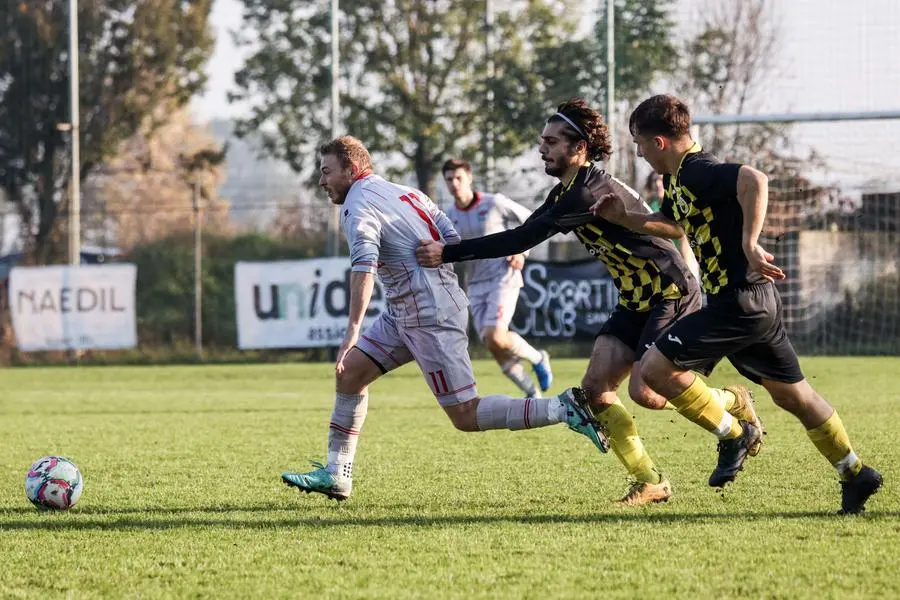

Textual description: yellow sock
[669,376,742,440]
[709,387,737,412]
[807,410,863,481]
[595,399,661,484]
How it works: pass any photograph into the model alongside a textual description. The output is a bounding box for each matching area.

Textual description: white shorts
[356,309,478,406]
[469,283,522,338]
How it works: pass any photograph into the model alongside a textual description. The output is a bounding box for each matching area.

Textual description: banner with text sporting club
[9,264,137,351]
[510,260,617,340]
[234,259,387,349]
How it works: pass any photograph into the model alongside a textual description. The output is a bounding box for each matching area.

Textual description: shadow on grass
[2,506,898,532]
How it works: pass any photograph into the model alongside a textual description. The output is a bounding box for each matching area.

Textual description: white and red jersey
[342,174,468,327]
[445,192,534,289]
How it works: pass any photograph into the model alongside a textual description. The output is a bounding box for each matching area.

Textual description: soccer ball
[24,456,84,510]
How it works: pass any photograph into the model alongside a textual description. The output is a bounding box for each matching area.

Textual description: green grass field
[1,358,897,599]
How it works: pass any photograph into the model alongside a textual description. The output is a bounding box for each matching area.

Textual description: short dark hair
[629,94,692,138]
[318,135,373,171]
[441,158,472,175]
[547,98,612,162]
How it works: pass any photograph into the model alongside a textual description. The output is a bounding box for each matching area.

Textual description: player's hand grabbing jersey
[443,163,695,312]
[343,175,468,327]
[445,192,533,289]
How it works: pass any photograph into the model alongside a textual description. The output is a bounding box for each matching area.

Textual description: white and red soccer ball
[24,456,84,510]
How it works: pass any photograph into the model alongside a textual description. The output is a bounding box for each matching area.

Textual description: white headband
[553,112,588,140]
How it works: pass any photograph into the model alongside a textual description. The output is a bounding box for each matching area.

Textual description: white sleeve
[496,194,534,256]
[343,200,381,274]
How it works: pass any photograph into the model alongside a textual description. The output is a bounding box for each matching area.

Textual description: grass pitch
[1,358,898,599]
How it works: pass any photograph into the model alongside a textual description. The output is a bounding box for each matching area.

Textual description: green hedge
[130,232,327,349]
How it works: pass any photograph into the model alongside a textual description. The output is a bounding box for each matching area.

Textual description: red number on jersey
[399,192,440,241]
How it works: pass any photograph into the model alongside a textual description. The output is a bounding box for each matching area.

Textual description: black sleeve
[442,202,557,263]
[680,159,741,208]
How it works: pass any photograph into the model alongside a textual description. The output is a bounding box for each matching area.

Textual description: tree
[82,108,230,250]
[231,0,598,198]
[674,0,831,234]
[675,0,785,167]
[591,0,678,110]
[0,0,214,262]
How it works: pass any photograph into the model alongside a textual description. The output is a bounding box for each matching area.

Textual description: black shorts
[598,285,703,361]
[654,282,804,384]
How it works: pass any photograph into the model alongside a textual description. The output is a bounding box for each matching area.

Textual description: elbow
[740,166,768,192]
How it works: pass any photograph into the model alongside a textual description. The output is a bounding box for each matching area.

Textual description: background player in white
[281,136,606,501]
[442,158,552,399]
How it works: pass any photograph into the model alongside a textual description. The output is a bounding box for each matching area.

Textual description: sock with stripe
[501,359,539,398]
[806,410,863,481]
[594,399,661,484]
[507,332,544,365]
[669,375,742,440]
[709,386,737,412]
[475,394,565,430]
[327,392,368,479]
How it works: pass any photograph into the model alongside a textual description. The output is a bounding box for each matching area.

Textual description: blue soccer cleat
[559,387,609,453]
[532,350,554,392]
[282,461,352,501]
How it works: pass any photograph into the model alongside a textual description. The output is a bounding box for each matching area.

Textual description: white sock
[501,359,539,397]
[507,332,544,365]
[327,392,368,479]
[475,394,565,431]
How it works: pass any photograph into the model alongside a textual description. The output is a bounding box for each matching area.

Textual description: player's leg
[629,290,764,452]
[580,332,671,505]
[480,285,552,392]
[411,309,606,452]
[482,326,540,398]
[473,286,541,398]
[640,292,765,487]
[627,296,700,411]
[728,290,882,513]
[282,314,413,501]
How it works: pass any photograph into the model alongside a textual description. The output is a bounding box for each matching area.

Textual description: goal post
[694,111,900,354]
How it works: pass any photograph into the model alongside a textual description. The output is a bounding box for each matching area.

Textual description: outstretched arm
[416,209,556,267]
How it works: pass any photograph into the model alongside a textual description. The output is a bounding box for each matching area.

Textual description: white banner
[9,264,138,351]
[235,258,387,349]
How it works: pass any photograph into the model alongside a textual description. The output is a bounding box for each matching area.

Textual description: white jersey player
[281,136,607,502]
[442,159,553,398]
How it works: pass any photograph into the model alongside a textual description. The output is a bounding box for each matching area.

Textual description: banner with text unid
[234,259,387,349]
[8,264,138,351]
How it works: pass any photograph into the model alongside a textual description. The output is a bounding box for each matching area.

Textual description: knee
[639,352,670,391]
[446,399,481,432]
[768,387,813,414]
[482,330,506,353]
[335,368,364,394]
[628,377,665,410]
[450,417,480,432]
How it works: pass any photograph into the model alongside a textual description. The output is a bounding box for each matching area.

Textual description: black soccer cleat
[708,420,761,488]
[839,464,883,515]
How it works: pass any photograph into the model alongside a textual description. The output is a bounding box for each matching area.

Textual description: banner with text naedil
[9,264,137,351]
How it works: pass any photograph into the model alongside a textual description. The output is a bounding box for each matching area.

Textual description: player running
[416,99,762,506]
[591,94,882,512]
[281,136,606,502]
[442,158,552,399]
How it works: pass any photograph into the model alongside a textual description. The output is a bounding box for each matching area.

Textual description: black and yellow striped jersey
[661,143,766,295]
[443,162,695,312]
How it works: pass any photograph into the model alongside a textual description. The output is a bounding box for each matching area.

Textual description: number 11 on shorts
[428,370,450,395]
